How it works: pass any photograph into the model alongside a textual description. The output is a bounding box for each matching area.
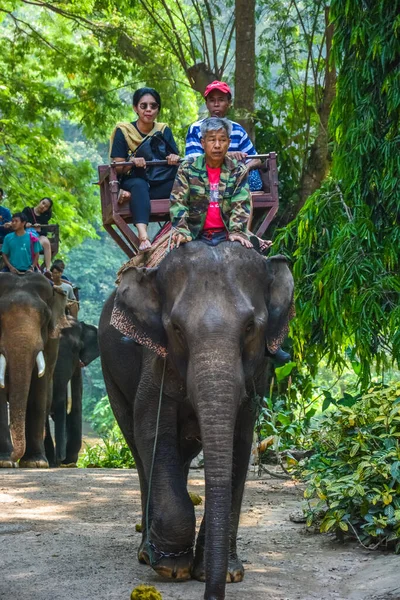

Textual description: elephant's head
[59,317,99,368]
[0,273,67,461]
[112,242,294,598]
[79,322,99,367]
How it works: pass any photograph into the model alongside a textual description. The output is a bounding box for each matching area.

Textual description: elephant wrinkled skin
[45,317,99,467]
[99,241,294,600]
[0,273,67,468]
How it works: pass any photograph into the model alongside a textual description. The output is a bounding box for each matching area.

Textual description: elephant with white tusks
[0,272,67,468]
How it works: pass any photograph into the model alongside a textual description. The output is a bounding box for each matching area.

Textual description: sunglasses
[138,102,159,110]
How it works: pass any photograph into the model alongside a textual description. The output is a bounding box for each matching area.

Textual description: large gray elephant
[0,273,67,468]
[45,318,99,467]
[99,242,294,600]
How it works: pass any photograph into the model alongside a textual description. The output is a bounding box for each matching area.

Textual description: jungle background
[1,0,399,551]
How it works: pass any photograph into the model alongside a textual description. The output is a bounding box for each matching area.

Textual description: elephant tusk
[0,354,6,388]
[67,380,72,414]
[36,351,45,378]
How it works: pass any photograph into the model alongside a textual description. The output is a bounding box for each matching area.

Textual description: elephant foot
[0,456,18,468]
[226,554,245,583]
[137,539,149,565]
[193,549,244,583]
[60,463,77,468]
[19,455,49,469]
[144,540,193,581]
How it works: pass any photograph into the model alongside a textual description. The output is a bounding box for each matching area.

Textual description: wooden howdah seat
[99,153,279,258]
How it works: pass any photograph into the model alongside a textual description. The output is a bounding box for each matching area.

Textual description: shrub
[301,383,400,551]
[78,424,135,468]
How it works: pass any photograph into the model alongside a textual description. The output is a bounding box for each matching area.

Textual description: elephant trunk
[8,351,36,462]
[189,348,242,600]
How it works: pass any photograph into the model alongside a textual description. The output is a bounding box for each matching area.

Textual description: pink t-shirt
[203,166,225,231]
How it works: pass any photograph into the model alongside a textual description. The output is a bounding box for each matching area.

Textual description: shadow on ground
[0,469,399,600]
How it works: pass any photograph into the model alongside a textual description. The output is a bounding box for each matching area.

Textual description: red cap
[204,80,232,98]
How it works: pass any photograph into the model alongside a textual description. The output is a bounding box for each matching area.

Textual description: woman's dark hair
[132,87,161,110]
[39,197,53,219]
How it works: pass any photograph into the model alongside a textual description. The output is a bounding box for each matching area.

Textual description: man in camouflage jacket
[170,117,253,249]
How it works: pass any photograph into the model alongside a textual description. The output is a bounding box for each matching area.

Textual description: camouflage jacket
[169,155,251,240]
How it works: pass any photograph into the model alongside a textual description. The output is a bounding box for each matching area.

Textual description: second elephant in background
[45,318,99,467]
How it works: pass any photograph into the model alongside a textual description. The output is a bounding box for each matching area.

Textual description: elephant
[44,317,99,467]
[98,241,294,600]
[0,272,67,468]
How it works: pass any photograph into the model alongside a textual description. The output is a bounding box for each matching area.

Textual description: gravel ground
[1,468,399,600]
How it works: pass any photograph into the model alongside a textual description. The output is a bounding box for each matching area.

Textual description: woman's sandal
[138,237,152,252]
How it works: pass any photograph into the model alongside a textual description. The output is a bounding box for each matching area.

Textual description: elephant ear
[111,267,167,357]
[264,255,295,354]
[49,286,69,338]
[80,323,99,366]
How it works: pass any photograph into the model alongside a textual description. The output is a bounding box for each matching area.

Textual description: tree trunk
[296,6,336,213]
[235,0,256,141]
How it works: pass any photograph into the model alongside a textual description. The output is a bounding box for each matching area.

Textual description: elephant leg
[102,361,148,563]
[193,400,256,583]
[134,376,195,582]
[0,393,17,468]
[20,377,49,468]
[63,368,82,465]
[54,392,67,466]
[44,417,56,467]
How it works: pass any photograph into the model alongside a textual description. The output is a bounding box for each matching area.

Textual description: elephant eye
[173,324,183,338]
[245,321,255,334]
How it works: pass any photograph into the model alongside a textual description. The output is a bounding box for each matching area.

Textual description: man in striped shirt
[184,80,263,191]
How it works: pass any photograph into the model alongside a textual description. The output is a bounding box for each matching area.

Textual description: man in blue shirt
[0,188,12,242]
[185,80,263,191]
[2,212,41,273]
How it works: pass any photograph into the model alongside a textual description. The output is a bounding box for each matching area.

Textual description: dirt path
[1,469,399,600]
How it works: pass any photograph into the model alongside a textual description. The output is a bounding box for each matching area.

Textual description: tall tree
[234,0,256,140]
[255,0,334,223]
[279,0,400,385]
[137,0,235,93]
[297,4,336,212]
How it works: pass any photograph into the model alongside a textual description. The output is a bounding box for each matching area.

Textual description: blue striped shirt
[185,119,257,157]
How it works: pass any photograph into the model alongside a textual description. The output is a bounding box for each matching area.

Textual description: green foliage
[78,423,135,469]
[0,0,197,245]
[255,0,328,221]
[256,362,320,454]
[64,231,126,412]
[84,394,116,437]
[301,383,400,551]
[276,0,400,384]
